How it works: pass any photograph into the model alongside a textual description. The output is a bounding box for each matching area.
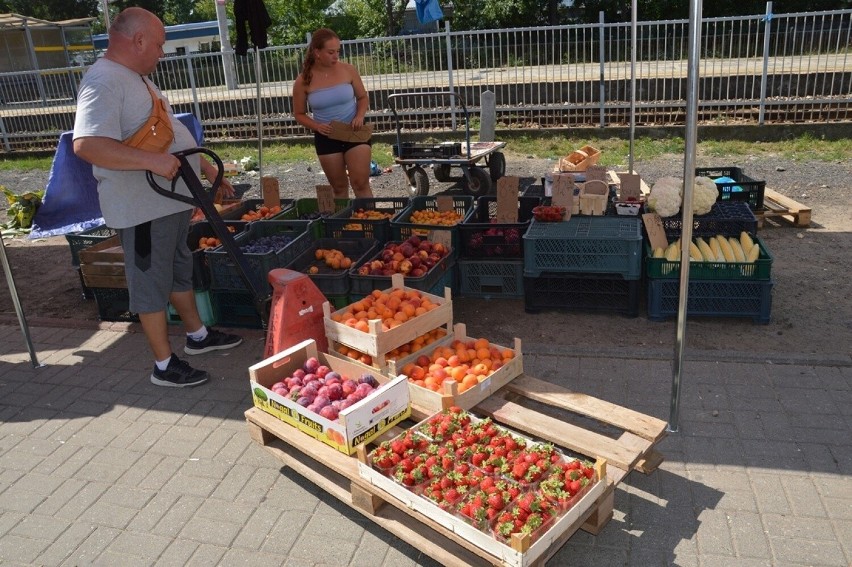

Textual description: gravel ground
[0,146,850,359]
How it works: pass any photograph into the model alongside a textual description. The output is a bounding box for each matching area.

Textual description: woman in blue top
[293,29,373,199]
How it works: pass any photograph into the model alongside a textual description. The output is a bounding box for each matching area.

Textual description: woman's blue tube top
[307,83,356,124]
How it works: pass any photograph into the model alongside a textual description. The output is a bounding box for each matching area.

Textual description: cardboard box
[388,323,524,412]
[248,339,411,454]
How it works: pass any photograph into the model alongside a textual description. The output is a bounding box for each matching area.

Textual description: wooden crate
[323,273,454,370]
[79,235,127,288]
[245,371,668,567]
[389,322,524,412]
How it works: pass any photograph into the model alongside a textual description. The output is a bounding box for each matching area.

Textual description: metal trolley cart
[389,91,507,198]
[147,148,271,328]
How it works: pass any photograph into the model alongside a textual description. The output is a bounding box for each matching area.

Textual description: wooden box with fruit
[248,339,411,455]
[389,323,524,412]
[323,273,454,370]
[356,407,607,567]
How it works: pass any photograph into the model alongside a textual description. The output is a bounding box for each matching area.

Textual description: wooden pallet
[245,372,668,567]
[756,188,811,228]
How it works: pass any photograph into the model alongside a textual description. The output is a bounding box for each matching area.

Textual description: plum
[326,383,343,401]
[319,405,339,420]
[359,374,379,388]
[304,357,320,373]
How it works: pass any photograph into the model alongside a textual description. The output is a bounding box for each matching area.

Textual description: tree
[0,0,99,21]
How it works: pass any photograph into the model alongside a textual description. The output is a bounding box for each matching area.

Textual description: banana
[729,237,747,262]
[747,241,760,262]
[740,231,754,253]
[716,235,736,262]
[696,237,716,262]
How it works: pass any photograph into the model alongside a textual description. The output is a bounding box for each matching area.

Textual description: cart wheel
[465,167,492,197]
[434,164,452,182]
[488,152,506,181]
[407,166,430,197]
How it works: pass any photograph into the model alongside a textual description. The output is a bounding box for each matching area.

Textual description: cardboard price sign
[435,195,454,212]
[495,176,520,223]
[550,173,574,220]
[585,165,607,182]
[619,173,642,201]
[261,177,279,209]
[316,185,336,214]
[642,212,669,251]
[428,228,453,252]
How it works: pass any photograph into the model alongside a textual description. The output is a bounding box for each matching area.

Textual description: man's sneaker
[184,328,243,355]
[150,354,209,388]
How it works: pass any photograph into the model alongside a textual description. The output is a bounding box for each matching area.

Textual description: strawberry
[487,493,505,510]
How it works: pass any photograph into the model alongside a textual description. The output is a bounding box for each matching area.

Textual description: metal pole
[668,0,703,434]
[101,0,111,31]
[598,11,605,128]
[445,21,457,131]
[758,1,773,125]
[0,238,42,367]
[214,0,238,90]
[629,1,637,173]
[255,47,264,179]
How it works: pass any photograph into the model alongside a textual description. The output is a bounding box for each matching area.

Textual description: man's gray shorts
[118,210,193,314]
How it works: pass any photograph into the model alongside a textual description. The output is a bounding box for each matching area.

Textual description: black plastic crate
[458,196,539,259]
[206,220,313,293]
[696,166,765,211]
[278,198,351,238]
[348,245,456,297]
[286,237,380,296]
[391,195,474,254]
[187,220,248,290]
[92,287,139,323]
[647,278,773,324]
[210,290,264,329]
[523,272,640,316]
[323,197,409,242]
[65,225,117,267]
[458,259,524,298]
[219,198,295,222]
[76,267,94,300]
[659,201,758,239]
[393,141,462,159]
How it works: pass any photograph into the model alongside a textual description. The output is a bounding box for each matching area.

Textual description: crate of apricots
[329,325,449,372]
[388,322,523,412]
[323,273,454,371]
[391,195,474,254]
[229,199,295,222]
[324,197,410,242]
[286,237,380,296]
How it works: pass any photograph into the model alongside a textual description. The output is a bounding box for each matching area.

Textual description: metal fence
[1,5,850,152]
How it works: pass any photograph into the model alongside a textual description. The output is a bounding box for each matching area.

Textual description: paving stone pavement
[0,320,850,566]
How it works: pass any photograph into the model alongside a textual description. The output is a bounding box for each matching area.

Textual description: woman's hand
[316,122,332,136]
[351,115,365,130]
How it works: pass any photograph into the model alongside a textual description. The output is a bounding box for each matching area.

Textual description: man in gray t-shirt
[74,7,243,388]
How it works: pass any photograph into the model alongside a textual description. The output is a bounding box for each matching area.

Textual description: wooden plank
[245,409,492,567]
[755,188,812,227]
[503,375,668,443]
[474,397,644,471]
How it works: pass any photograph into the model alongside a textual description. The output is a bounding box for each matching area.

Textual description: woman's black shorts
[314,131,372,156]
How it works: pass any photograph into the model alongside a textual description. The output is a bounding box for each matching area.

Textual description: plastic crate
[325,294,350,310]
[647,278,773,324]
[393,141,461,159]
[323,197,410,242]
[523,272,641,317]
[696,166,765,211]
[210,289,264,329]
[286,237,380,296]
[220,198,296,222]
[659,201,758,239]
[458,196,539,259]
[458,259,524,298]
[391,195,475,253]
[76,267,94,300]
[167,289,218,327]
[278,198,351,237]
[92,287,139,323]
[206,220,313,293]
[428,264,457,296]
[187,220,248,290]
[65,225,117,267]
[349,246,457,297]
[645,236,773,280]
[522,216,644,279]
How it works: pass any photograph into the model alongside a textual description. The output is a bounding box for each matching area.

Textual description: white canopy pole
[214,0,238,90]
[629,0,637,173]
[668,0,703,433]
[0,238,42,367]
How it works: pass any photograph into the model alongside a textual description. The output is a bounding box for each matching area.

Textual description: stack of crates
[456,196,540,299]
[696,166,766,211]
[522,216,644,316]
[205,220,313,328]
[646,201,773,323]
[323,197,409,243]
[65,224,117,300]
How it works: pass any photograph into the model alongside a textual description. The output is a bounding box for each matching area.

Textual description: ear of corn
[710,237,723,262]
[729,237,747,262]
[747,242,760,262]
[696,237,716,262]
[653,247,665,258]
[688,241,703,262]
[716,235,736,262]
[740,231,754,253]
[664,242,679,262]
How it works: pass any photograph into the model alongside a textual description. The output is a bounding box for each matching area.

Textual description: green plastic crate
[277,198,351,238]
[645,235,773,280]
[391,195,474,254]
